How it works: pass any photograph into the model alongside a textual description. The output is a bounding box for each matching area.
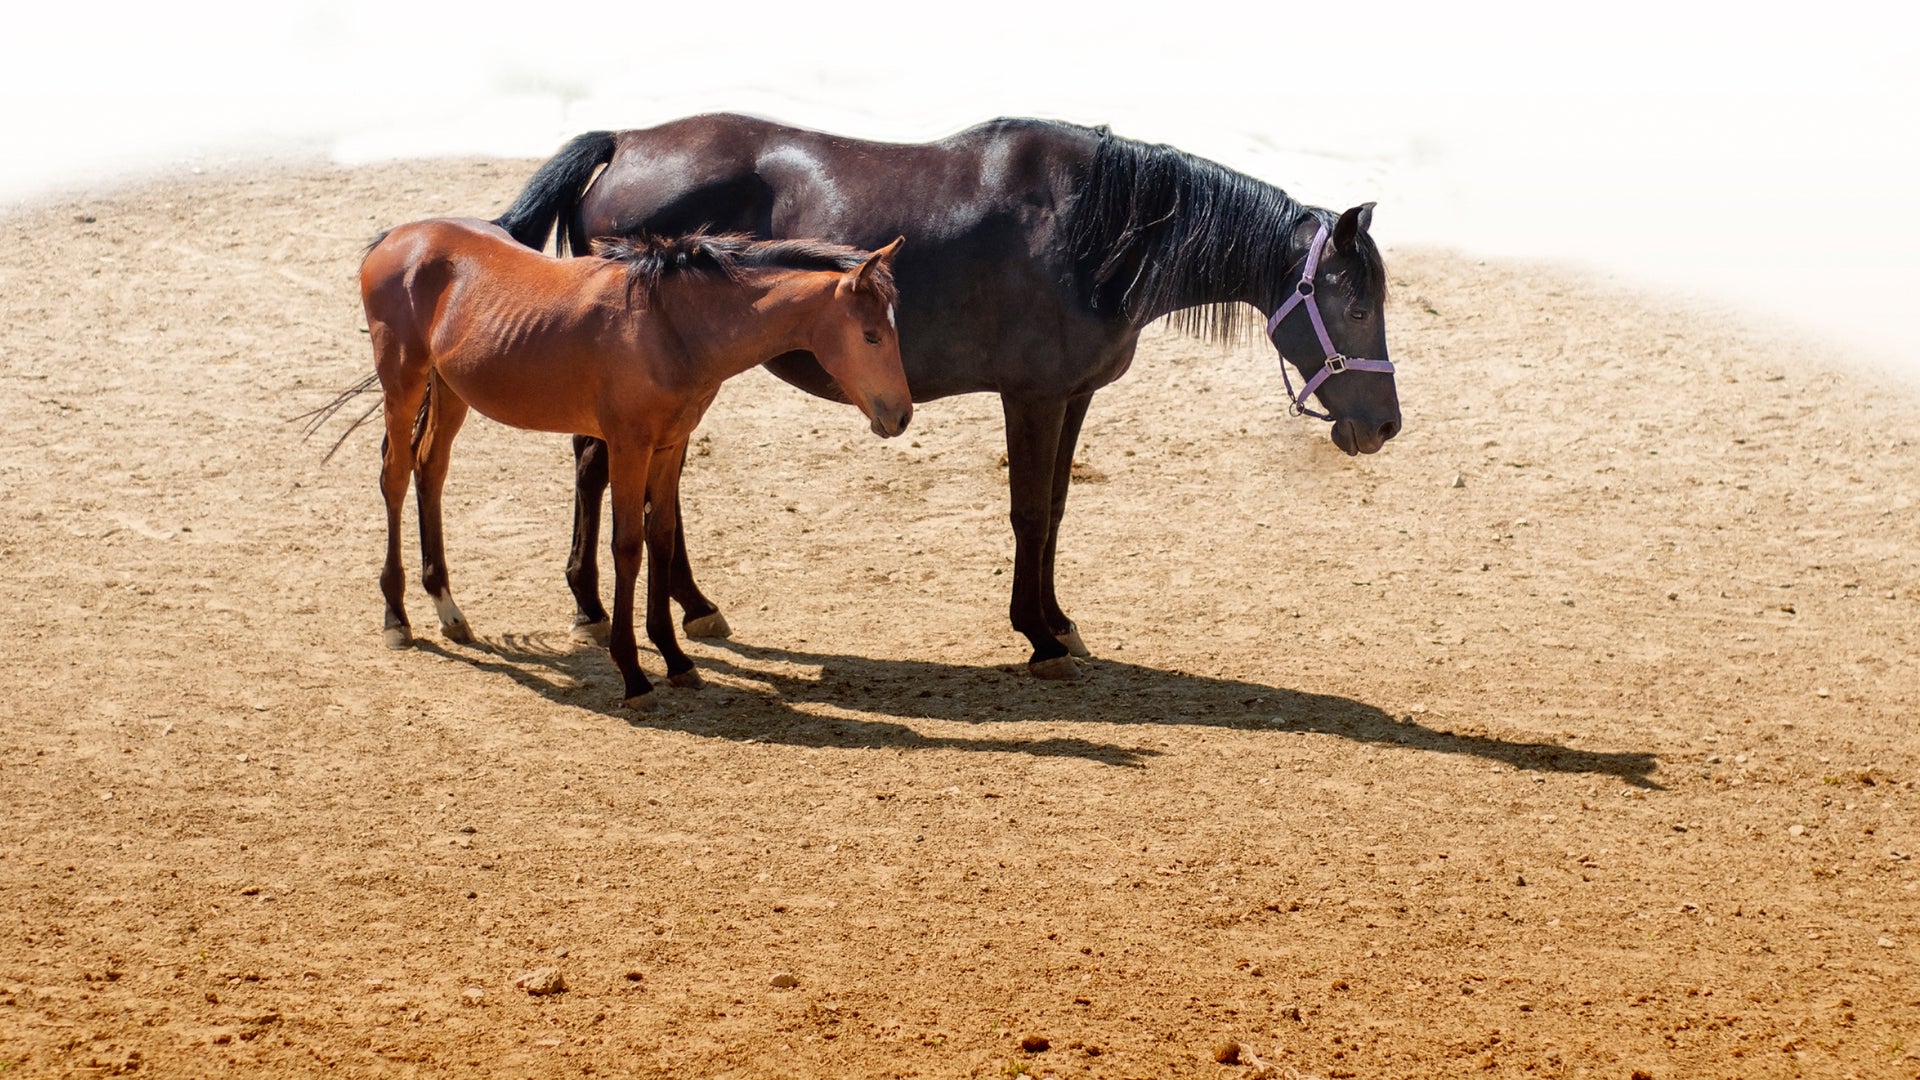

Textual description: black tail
[493,130,618,256]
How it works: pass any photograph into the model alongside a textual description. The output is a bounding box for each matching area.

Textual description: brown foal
[360,219,908,708]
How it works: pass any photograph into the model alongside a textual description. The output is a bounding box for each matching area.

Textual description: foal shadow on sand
[416,634,1660,787]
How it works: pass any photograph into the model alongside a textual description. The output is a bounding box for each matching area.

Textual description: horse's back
[579,114,1117,399]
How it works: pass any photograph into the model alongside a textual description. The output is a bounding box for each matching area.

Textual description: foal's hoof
[381,626,413,650]
[667,669,704,689]
[1028,655,1083,681]
[571,619,612,646]
[683,611,732,639]
[1055,627,1091,658]
[623,691,660,712]
[440,617,474,645]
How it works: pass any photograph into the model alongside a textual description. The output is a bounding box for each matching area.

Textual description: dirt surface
[2,159,1917,1079]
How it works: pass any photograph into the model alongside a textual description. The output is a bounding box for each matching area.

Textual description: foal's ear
[1332,202,1376,253]
[851,236,905,290]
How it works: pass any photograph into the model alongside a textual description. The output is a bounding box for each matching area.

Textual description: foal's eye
[864,330,882,345]
[1346,305,1370,322]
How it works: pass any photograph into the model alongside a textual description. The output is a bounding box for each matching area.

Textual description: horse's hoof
[683,611,732,639]
[572,619,612,646]
[623,691,660,712]
[1029,655,1083,681]
[668,669,704,689]
[1055,627,1091,658]
[441,618,474,644]
[381,626,413,650]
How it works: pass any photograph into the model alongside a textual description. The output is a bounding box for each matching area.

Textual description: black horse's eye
[864,330,882,345]
[1347,305,1369,322]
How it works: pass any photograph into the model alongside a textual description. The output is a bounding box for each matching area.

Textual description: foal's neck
[659,270,835,383]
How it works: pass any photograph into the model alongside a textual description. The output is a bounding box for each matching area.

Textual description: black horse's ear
[1332,202,1376,252]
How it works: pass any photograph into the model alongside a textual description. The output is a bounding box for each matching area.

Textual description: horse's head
[814,236,912,438]
[1267,204,1401,456]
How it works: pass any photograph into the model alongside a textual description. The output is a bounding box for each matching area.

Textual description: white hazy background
[3,0,1916,374]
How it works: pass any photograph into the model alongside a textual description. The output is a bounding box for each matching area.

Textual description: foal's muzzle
[869,398,912,438]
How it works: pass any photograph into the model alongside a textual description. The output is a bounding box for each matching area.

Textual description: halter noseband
[1265,223,1395,421]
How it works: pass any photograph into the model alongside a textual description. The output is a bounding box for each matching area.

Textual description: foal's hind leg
[375,353,428,648]
[413,373,474,644]
[566,435,613,644]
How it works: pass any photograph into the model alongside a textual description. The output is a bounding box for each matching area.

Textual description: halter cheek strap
[1265,224,1395,422]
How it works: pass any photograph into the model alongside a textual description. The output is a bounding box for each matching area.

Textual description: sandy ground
[1,159,1917,1079]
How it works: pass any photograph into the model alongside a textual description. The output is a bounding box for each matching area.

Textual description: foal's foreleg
[413,372,473,644]
[606,445,658,708]
[566,435,613,643]
[646,447,701,687]
[666,444,728,638]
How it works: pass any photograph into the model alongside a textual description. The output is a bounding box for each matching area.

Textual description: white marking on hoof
[1055,627,1091,658]
[571,619,612,646]
[683,611,731,639]
[382,626,413,650]
[433,592,472,643]
[1029,655,1083,681]
[667,668,704,689]
[623,691,660,712]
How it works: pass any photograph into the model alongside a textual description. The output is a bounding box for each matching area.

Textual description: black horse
[494,113,1401,678]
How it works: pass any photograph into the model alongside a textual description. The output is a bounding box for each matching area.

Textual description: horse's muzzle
[1331,416,1400,456]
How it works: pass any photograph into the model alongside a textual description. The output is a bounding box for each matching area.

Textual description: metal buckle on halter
[1296,279,1315,297]
[1323,354,1347,374]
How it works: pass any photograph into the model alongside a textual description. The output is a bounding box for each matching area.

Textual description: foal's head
[811,236,911,438]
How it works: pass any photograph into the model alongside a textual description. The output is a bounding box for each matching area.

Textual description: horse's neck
[1128,211,1313,328]
[658,272,826,380]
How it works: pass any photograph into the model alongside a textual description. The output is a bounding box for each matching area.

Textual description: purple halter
[1265,223,1395,421]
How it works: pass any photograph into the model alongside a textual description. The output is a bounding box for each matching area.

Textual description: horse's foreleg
[645,447,701,687]
[1040,393,1094,659]
[567,435,612,644]
[1001,395,1079,679]
[414,372,473,644]
[666,444,728,638]
[606,443,657,708]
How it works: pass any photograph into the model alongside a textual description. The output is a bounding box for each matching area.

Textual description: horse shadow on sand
[416,633,1661,787]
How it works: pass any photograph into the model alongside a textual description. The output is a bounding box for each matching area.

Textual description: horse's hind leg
[567,435,612,644]
[666,445,728,638]
[414,372,473,643]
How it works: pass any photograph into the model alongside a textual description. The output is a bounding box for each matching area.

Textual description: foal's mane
[1061,126,1386,342]
[590,230,898,311]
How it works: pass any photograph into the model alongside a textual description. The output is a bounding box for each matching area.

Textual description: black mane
[1061,128,1385,342]
[589,230,897,311]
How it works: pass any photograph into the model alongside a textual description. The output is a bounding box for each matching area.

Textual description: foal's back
[361,218,638,437]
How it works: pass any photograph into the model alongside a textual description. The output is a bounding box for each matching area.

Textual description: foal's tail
[493,130,618,256]
[294,373,437,464]
[292,371,383,463]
